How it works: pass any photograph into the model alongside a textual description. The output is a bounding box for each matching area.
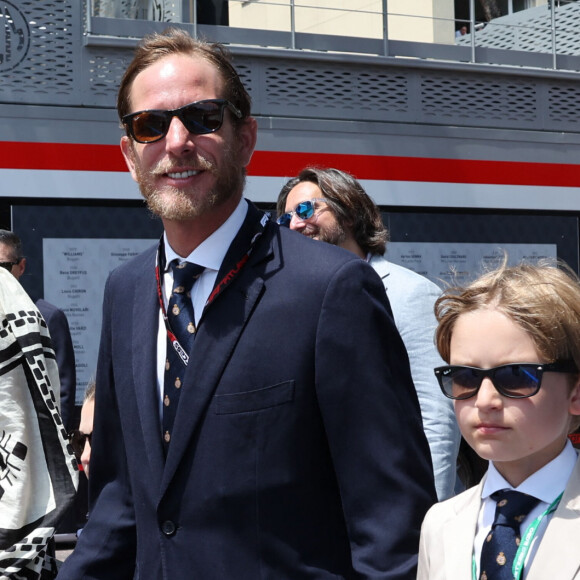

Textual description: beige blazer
[417,456,580,580]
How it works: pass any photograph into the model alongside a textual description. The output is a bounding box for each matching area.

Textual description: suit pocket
[214,380,295,414]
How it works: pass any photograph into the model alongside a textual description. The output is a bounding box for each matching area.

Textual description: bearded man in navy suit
[58,28,436,580]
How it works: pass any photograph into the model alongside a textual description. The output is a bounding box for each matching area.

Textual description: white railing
[85,0,580,71]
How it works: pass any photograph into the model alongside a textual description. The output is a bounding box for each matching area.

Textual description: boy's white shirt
[473,440,578,579]
[417,444,580,580]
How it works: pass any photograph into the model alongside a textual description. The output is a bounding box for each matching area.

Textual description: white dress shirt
[155,198,248,419]
[473,440,578,579]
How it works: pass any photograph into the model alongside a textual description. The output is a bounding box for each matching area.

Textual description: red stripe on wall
[248,151,580,187]
[0,142,128,172]
[1,142,580,187]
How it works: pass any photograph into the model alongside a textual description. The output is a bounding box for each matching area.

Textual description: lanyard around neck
[154,212,269,366]
[472,491,563,580]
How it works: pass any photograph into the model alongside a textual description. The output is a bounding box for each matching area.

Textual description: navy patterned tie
[479,490,540,580]
[162,260,204,451]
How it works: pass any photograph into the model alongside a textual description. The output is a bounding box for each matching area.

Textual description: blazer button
[161,520,176,537]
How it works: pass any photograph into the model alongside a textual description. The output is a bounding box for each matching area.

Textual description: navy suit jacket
[36,298,77,433]
[59,201,436,580]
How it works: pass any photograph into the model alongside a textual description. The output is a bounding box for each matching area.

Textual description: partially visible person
[59,29,436,580]
[0,267,78,579]
[417,259,580,580]
[68,381,95,539]
[277,167,460,500]
[0,230,77,433]
[69,381,95,479]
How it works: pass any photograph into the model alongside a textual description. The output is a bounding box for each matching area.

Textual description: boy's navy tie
[479,489,540,580]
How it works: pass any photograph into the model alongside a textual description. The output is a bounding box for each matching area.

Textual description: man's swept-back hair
[117,27,251,128]
[277,167,388,255]
[0,229,23,260]
[435,259,580,366]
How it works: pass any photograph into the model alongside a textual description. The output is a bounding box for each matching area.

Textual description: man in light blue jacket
[277,167,460,500]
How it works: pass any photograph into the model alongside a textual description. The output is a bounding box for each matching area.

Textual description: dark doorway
[183,0,229,25]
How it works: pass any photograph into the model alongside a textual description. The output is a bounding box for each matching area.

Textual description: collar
[482,440,578,504]
[163,197,249,273]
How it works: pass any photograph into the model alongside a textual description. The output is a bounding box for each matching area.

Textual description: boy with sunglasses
[417,260,580,580]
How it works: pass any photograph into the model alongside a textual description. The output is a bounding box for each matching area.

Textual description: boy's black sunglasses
[122,98,242,144]
[434,361,578,400]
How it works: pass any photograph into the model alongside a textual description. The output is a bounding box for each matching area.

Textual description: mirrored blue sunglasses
[277,198,328,227]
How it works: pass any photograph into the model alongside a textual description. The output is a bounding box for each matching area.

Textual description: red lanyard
[155,212,269,366]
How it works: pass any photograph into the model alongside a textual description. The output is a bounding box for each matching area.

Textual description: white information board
[386,242,557,288]
[43,238,156,404]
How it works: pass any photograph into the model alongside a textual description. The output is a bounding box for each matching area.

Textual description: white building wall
[228,0,455,42]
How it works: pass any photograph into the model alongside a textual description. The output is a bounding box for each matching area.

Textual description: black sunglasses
[434,361,578,400]
[68,430,92,457]
[0,260,20,271]
[122,98,242,144]
[277,198,328,227]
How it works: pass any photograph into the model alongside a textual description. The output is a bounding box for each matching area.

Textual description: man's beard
[134,147,245,221]
[314,219,348,248]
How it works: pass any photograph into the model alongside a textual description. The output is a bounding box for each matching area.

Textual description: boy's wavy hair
[435,257,580,432]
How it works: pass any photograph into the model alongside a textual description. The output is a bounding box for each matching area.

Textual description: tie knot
[170,260,205,294]
[491,489,540,530]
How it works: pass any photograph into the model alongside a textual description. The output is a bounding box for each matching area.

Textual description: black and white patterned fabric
[0,269,78,579]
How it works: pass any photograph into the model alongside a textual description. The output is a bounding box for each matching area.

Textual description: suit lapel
[444,480,484,580]
[131,249,165,482]
[527,457,580,580]
[160,204,272,492]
